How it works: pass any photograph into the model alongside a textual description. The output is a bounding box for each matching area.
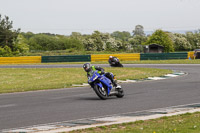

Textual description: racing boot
[112,79,122,91]
[112,79,117,87]
[115,85,122,91]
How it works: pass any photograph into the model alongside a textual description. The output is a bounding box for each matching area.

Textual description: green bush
[144,29,174,52]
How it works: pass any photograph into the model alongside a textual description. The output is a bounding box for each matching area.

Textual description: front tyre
[93,85,108,100]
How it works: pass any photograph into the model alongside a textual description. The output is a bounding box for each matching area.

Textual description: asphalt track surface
[0,64,200,130]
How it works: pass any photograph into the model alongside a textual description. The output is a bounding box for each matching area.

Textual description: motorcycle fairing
[99,75,112,95]
[88,70,113,95]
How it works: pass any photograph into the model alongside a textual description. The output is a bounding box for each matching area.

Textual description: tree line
[0,14,200,57]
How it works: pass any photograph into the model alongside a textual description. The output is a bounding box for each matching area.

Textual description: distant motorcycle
[109,57,123,67]
[88,70,124,100]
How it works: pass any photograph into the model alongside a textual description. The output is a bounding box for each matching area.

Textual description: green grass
[70,112,200,133]
[0,67,172,94]
[25,50,131,56]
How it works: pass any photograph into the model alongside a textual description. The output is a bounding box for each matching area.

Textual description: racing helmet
[83,63,91,72]
[109,56,113,59]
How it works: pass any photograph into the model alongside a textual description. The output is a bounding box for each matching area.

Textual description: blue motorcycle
[88,70,124,100]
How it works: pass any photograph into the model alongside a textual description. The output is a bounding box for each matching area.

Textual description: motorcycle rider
[108,56,117,65]
[83,63,119,87]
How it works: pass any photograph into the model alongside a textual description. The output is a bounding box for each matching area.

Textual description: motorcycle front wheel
[93,85,108,100]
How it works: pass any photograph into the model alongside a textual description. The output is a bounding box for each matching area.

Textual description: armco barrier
[0,56,41,64]
[0,52,193,64]
[140,52,188,60]
[91,53,140,62]
[42,55,91,63]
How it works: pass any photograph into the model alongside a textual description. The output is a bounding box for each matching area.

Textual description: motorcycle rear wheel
[94,85,108,100]
[116,88,124,98]
[118,63,123,67]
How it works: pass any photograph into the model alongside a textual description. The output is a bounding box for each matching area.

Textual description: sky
[0,0,200,35]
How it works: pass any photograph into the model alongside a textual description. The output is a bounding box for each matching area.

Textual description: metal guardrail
[0,52,194,64]
[0,56,41,64]
[41,55,91,63]
[141,52,188,60]
[91,53,140,62]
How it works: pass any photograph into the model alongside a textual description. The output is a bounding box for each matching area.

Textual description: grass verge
[69,112,200,133]
[0,67,172,94]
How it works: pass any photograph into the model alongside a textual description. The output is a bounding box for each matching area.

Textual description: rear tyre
[93,85,108,100]
[116,88,124,98]
[118,63,123,67]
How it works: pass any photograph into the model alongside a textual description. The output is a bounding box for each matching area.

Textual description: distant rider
[83,63,118,87]
[108,56,118,65]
